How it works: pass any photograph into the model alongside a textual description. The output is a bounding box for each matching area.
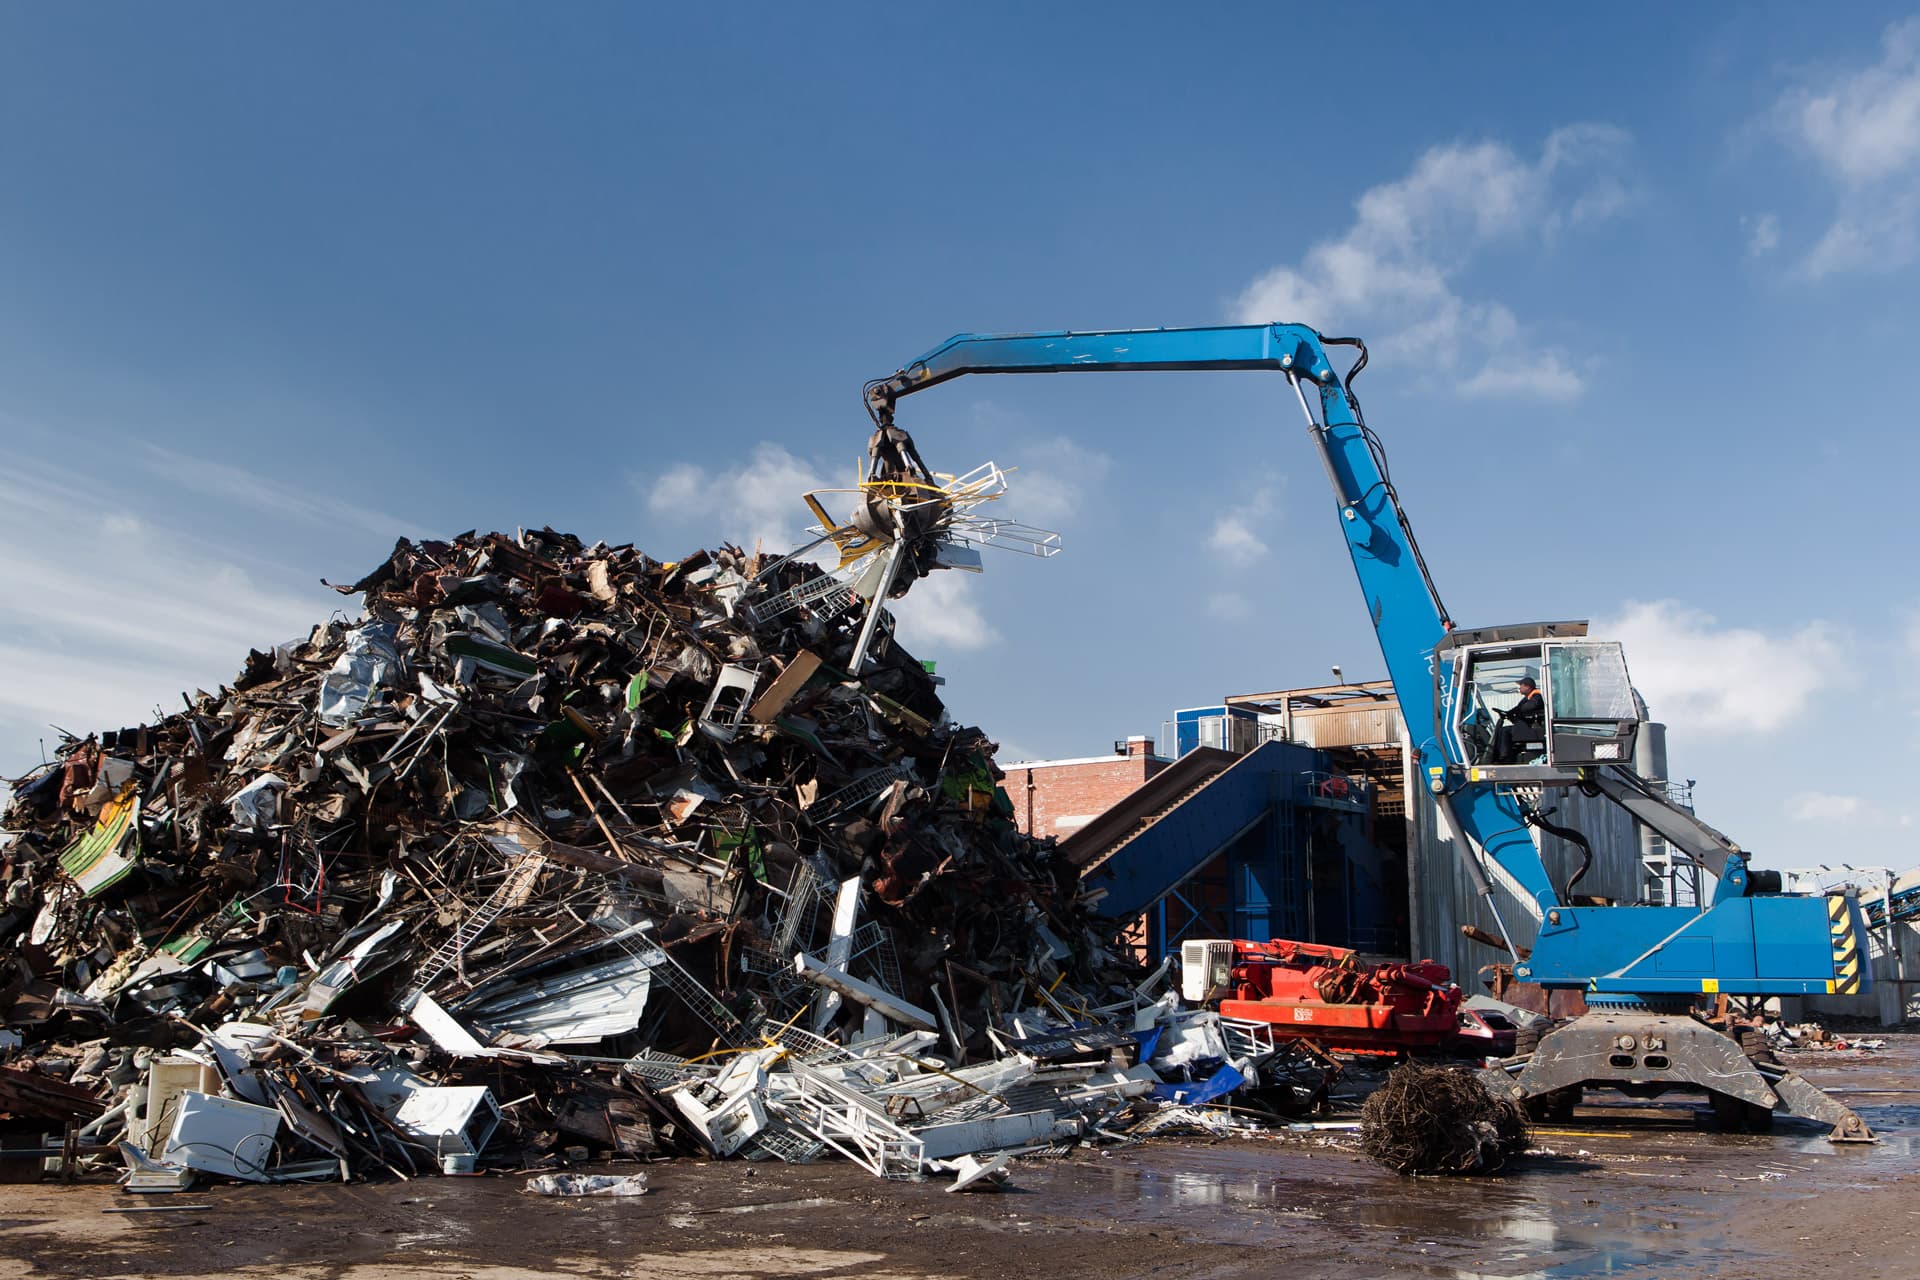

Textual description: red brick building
[1001,735,1169,841]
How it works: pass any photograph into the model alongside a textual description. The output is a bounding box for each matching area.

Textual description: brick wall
[1003,736,1168,840]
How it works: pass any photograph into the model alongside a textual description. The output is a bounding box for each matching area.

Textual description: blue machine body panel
[1093,739,1302,924]
[1074,738,1383,958]
[1524,896,1860,996]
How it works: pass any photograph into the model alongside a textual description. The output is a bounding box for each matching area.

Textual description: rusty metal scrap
[0,529,1167,1182]
[0,527,1336,1191]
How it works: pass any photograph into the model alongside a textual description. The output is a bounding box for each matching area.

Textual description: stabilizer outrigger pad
[1478,1011,1876,1144]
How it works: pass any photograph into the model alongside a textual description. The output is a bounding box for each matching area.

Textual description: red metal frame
[1213,938,1462,1055]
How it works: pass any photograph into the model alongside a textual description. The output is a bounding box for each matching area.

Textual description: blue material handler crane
[865,323,1874,1141]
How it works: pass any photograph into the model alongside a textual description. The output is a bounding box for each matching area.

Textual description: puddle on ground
[1093,1087,1920,1280]
[1115,1157,1606,1274]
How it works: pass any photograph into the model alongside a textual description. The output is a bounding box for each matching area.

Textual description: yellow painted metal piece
[1828,893,1862,995]
[59,784,141,896]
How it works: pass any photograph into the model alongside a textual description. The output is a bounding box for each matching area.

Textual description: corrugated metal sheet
[1400,721,1642,983]
[1288,706,1399,750]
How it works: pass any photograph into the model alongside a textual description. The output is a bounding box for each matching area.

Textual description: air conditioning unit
[1179,940,1236,1004]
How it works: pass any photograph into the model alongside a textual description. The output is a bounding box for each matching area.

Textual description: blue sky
[2,6,1917,873]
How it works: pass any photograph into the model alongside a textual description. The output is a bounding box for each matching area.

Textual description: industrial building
[1000,736,1169,841]
[1015,679,1675,988]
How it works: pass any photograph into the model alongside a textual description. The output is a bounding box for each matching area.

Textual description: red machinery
[1181,938,1464,1056]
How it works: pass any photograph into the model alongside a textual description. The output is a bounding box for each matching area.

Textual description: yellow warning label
[1701,978,1719,994]
[1828,894,1862,995]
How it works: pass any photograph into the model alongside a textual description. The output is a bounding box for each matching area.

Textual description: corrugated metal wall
[1289,706,1399,750]
[1400,721,1643,982]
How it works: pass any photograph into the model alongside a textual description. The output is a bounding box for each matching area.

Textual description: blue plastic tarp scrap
[1150,1062,1244,1106]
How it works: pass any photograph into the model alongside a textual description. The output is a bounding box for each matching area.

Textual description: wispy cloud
[1206,592,1253,622]
[1743,212,1782,258]
[642,439,1009,656]
[1456,355,1584,401]
[993,434,1112,527]
[1774,19,1920,277]
[1235,125,1633,400]
[1206,476,1281,567]
[1597,599,1842,734]
[134,444,433,543]
[642,443,836,555]
[1787,789,1912,831]
[1787,791,1863,822]
[0,458,346,777]
[890,571,1000,654]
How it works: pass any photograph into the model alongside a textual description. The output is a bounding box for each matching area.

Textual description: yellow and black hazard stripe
[1829,894,1862,995]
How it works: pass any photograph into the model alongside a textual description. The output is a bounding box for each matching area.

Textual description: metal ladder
[807,764,915,824]
[621,937,753,1048]
[771,862,827,956]
[406,848,548,997]
[771,1062,925,1179]
[849,920,906,998]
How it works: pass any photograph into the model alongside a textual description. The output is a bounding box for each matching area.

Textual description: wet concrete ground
[5,1036,1918,1280]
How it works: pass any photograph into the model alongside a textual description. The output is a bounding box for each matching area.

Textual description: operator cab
[1436,622,1641,779]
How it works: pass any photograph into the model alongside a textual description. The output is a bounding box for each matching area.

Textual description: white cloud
[889,572,999,654]
[1235,125,1631,399]
[1206,478,1280,567]
[1804,188,1920,278]
[1776,20,1920,277]
[1786,790,1914,831]
[967,404,1114,528]
[1456,353,1585,401]
[1787,20,1920,184]
[997,435,1112,526]
[642,438,1026,657]
[1744,212,1782,257]
[642,443,834,554]
[1787,791,1863,822]
[1206,592,1253,622]
[1207,516,1268,565]
[1597,599,1842,735]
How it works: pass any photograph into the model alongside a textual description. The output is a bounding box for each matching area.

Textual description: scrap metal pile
[0,525,1336,1192]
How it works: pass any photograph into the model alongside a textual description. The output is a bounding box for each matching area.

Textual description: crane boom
[869,323,1557,913]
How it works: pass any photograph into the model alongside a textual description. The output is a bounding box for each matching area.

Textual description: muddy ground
[5,1036,1918,1280]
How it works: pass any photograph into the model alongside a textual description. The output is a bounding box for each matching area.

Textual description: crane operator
[1493,676,1545,763]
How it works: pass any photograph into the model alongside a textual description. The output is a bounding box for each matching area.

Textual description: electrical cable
[1516,800,1594,903]
[862,377,894,429]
